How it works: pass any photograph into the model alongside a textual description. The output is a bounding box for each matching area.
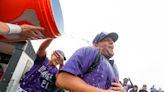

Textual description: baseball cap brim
[63,57,66,60]
[56,50,66,60]
[104,32,118,42]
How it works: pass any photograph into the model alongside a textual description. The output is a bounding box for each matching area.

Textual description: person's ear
[94,43,99,47]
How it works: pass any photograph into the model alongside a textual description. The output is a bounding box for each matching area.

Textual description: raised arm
[37,38,53,57]
[0,21,44,40]
[128,78,134,88]
[0,21,9,34]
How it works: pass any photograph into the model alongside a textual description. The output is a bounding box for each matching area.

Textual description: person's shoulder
[128,88,133,92]
[77,46,97,52]
[34,55,48,64]
[73,46,98,58]
[139,89,143,92]
[77,46,94,50]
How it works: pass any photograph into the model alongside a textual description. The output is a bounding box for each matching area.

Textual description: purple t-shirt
[20,55,58,92]
[60,47,119,89]
[123,84,132,92]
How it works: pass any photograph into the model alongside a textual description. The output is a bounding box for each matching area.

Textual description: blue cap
[92,32,118,44]
[56,50,66,60]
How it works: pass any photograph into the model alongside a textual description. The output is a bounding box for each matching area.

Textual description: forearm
[0,22,22,35]
[129,78,133,87]
[0,21,9,34]
[56,72,107,92]
[37,38,53,57]
[38,39,53,50]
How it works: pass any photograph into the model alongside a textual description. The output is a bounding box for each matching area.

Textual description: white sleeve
[6,23,22,34]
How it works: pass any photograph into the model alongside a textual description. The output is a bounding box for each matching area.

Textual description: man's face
[50,51,64,66]
[97,37,114,59]
[123,78,129,84]
[134,86,138,91]
[143,85,147,90]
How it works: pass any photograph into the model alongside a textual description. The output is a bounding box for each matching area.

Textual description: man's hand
[110,81,124,92]
[19,24,44,40]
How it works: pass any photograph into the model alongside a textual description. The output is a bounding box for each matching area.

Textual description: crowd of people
[122,78,163,92]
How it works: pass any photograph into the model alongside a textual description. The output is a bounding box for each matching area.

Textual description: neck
[48,60,52,65]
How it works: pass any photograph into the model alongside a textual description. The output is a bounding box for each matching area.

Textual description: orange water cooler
[0,0,64,42]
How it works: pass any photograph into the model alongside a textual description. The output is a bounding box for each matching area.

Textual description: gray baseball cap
[56,50,66,60]
[92,32,118,44]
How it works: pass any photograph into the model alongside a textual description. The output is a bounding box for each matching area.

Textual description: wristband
[6,23,22,34]
[3,34,20,39]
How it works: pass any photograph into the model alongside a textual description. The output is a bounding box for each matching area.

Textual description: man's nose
[109,39,114,44]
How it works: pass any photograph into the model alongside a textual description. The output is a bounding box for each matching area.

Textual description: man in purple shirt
[123,78,133,92]
[56,32,124,92]
[18,38,66,92]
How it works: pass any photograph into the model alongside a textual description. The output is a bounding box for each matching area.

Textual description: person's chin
[104,54,113,59]
[107,52,114,57]
[50,61,56,66]
[52,63,57,66]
